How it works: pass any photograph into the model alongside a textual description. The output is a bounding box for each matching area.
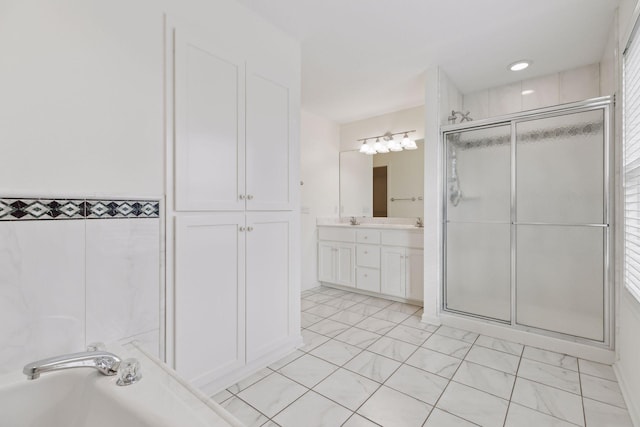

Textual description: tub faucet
[416,217,424,228]
[23,350,121,380]
[349,216,359,225]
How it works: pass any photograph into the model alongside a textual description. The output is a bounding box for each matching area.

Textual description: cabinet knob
[364,251,368,254]
[364,274,368,277]
[239,194,245,200]
[247,194,254,200]
[247,226,254,232]
[364,236,368,239]
[239,226,246,232]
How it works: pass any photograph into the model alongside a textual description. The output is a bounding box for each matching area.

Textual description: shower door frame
[440,96,614,348]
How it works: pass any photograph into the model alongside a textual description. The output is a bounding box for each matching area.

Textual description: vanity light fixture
[357,130,417,155]
[521,89,535,95]
[509,60,531,71]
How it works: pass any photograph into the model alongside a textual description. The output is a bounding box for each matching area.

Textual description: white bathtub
[0,342,242,427]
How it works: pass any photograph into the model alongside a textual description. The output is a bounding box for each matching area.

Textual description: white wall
[300,110,340,290]
[463,63,601,120]
[613,0,640,424]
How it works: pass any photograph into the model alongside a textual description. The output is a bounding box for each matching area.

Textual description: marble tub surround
[217,286,634,427]
[0,195,162,374]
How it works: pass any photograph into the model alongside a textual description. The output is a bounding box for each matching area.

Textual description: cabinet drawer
[357,244,380,268]
[381,230,423,248]
[318,227,356,243]
[357,229,381,244]
[357,267,380,293]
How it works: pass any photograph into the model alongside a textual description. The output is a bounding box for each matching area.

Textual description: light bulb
[359,141,369,153]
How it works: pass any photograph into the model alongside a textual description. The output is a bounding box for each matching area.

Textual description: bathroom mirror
[339,139,424,218]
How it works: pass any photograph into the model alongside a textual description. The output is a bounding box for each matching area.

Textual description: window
[623,21,640,302]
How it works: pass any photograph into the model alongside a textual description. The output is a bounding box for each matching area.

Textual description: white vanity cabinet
[318,225,424,304]
[169,22,301,395]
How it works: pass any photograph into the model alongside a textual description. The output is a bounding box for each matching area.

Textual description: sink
[0,343,241,427]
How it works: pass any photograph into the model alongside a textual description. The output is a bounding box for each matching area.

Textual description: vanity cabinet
[169,23,301,394]
[318,225,423,303]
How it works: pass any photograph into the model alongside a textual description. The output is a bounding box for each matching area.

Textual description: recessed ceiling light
[509,60,531,71]
[522,89,535,95]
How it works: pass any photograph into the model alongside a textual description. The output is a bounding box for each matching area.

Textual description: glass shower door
[445,125,512,322]
[515,109,606,341]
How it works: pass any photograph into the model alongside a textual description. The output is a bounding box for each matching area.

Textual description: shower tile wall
[0,197,162,374]
[463,63,601,120]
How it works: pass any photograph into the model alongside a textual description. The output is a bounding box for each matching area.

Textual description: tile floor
[213,286,634,427]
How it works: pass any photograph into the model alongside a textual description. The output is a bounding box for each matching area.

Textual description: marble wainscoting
[0,197,162,374]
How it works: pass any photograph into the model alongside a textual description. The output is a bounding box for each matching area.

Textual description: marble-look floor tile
[238,373,307,417]
[402,315,439,332]
[435,326,479,344]
[303,293,335,304]
[371,308,412,323]
[423,334,472,359]
[261,420,281,427]
[464,346,519,375]
[322,297,358,310]
[346,303,384,316]
[328,310,368,326]
[278,354,338,388]
[511,377,584,426]
[304,304,342,318]
[344,351,401,383]
[301,329,331,352]
[583,398,634,427]
[405,347,461,379]
[424,408,478,426]
[269,350,305,370]
[221,397,269,427]
[437,382,509,427]
[309,339,362,366]
[227,368,273,394]
[320,288,348,296]
[504,403,577,427]
[384,364,448,405]
[301,299,317,311]
[363,297,395,309]
[578,359,617,382]
[358,386,432,427]
[452,361,515,400]
[341,293,371,303]
[334,327,381,349]
[475,335,523,356]
[386,324,431,346]
[307,318,351,337]
[517,359,581,394]
[212,389,233,404]
[522,347,578,371]
[386,301,422,315]
[273,391,352,427]
[301,312,324,328]
[366,336,418,362]
[355,317,396,334]
[342,413,380,427]
[313,368,380,411]
[580,373,626,408]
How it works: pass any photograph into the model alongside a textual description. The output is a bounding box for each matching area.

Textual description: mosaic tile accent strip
[0,198,160,220]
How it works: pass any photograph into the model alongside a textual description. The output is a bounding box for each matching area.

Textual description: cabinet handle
[247,226,254,232]
[247,194,254,200]
[239,226,246,232]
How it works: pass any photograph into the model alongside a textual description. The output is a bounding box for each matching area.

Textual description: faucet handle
[86,342,106,352]
[117,358,142,386]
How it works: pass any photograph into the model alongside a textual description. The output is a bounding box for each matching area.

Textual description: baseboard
[195,335,303,396]
[421,313,441,326]
[440,313,615,364]
[319,282,423,306]
[614,359,640,426]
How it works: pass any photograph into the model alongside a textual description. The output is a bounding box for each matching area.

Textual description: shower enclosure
[442,97,612,345]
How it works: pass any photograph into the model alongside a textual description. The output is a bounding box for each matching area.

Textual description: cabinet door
[175,214,245,383]
[406,249,424,301]
[246,212,294,362]
[381,247,406,298]
[174,30,245,211]
[335,244,356,287]
[318,242,336,283]
[245,68,294,210]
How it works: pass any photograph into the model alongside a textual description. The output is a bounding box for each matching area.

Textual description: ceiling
[235,0,619,123]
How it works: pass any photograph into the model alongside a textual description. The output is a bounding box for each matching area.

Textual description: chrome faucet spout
[23,351,121,380]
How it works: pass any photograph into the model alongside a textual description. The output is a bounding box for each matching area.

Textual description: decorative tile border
[0,198,160,221]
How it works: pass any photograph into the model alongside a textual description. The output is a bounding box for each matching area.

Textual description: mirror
[340,139,424,218]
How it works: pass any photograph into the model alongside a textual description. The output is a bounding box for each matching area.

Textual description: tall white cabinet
[168,23,301,394]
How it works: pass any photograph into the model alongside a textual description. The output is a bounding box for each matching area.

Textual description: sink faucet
[349,216,359,226]
[23,351,121,380]
[416,217,424,228]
